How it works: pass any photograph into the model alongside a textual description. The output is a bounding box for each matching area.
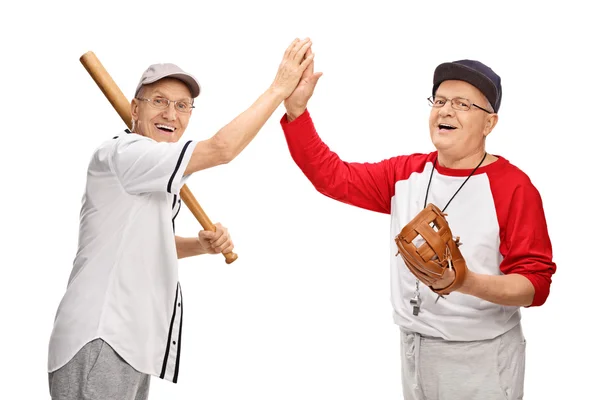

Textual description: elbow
[520,287,536,307]
[210,134,235,165]
[518,272,550,308]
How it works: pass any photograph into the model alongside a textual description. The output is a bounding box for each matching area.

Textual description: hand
[284,47,323,122]
[197,223,234,255]
[431,264,472,293]
[270,38,314,100]
[431,268,456,291]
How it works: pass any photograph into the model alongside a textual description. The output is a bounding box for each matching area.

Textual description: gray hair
[485,98,493,113]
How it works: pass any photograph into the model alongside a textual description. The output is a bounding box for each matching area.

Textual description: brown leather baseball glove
[394,203,467,296]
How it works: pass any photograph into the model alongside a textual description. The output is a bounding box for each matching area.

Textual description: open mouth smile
[155,124,176,135]
[438,123,457,132]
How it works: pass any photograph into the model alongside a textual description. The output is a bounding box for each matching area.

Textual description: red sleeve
[280,110,396,214]
[491,170,557,307]
[280,110,425,214]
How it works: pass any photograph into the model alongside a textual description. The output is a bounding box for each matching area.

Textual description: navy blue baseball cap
[432,60,502,113]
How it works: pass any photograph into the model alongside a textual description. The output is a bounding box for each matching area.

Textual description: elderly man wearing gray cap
[279,57,556,399]
[46,38,313,400]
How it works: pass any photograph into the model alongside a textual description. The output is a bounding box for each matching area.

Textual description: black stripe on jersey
[113,129,131,139]
[172,194,178,210]
[167,140,193,194]
[172,200,181,233]
[160,285,179,379]
[173,284,183,383]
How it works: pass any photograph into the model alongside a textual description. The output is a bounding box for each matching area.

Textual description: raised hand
[270,38,314,100]
[284,47,323,122]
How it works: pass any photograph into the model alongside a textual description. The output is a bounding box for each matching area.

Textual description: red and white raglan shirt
[281,111,556,341]
[48,129,197,382]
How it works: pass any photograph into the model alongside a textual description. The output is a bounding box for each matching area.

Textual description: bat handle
[179,185,238,264]
[223,252,238,265]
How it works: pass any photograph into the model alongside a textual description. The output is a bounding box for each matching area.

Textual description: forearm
[457,271,535,307]
[280,111,393,213]
[175,236,209,259]
[184,87,285,174]
[216,87,285,160]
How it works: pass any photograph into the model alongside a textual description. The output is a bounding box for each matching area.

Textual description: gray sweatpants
[400,323,526,400]
[48,339,150,400]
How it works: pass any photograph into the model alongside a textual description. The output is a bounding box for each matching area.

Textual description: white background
[1,0,597,398]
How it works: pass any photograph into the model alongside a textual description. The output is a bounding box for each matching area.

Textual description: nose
[162,103,177,121]
[438,102,455,118]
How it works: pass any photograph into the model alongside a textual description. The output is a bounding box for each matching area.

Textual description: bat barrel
[80,52,133,130]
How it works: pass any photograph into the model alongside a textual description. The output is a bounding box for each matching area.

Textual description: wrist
[459,268,483,297]
[266,85,288,103]
[285,107,305,122]
[456,269,477,295]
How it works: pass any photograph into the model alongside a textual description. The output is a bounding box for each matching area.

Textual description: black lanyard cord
[423,152,487,212]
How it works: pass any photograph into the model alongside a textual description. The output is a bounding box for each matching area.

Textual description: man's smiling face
[428,79,496,158]
[131,78,193,143]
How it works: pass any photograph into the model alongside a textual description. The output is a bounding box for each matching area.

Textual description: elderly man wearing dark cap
[46,38,314,400]
[279,54,556,399]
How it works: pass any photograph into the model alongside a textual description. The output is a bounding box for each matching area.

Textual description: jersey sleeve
[109,134,198,195]
[280,110,421,214]
[497,180,557,307]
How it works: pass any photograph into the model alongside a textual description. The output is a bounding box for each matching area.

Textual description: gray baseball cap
[134,63,201,99]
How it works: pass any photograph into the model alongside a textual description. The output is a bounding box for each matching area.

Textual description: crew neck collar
[431,152,507,177]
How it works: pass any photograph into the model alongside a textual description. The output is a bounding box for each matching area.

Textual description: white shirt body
[48,130,198,383]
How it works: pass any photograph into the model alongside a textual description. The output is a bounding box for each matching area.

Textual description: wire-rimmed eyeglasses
[428,96,493,114]
[136,96,195,114]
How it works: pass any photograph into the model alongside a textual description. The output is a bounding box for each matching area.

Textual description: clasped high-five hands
[193,38,321,261]
[270,38,323,123]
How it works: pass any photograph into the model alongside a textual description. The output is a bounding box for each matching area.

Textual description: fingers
[290,38,312,62]
[214,238,234,254]
[299,52,315,72]
[219,241,234,255]
[210,231,229,250]
[204,223,233,254]
[431,269,455,289]
[282,37,308,63]
[287,38,309,59]
[310,72,323,85]
[271,37,317,99]
[198,230,216,241]
[304,47,314,76]
[283,38,300,59]
[294,45,320,87]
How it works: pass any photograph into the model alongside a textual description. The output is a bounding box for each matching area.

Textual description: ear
[131,98,139,122]
[483,114,499,137]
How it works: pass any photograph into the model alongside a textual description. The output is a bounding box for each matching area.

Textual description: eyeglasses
[136,96,195,113]
[427,96,492,114]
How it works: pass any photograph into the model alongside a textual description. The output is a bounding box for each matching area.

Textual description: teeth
[156,124,175,132]
[439,124,456,129]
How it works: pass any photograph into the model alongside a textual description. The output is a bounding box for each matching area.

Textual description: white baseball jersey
[48,129,198,383]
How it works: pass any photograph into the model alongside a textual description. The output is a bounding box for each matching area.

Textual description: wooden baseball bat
[80,51,238,264]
